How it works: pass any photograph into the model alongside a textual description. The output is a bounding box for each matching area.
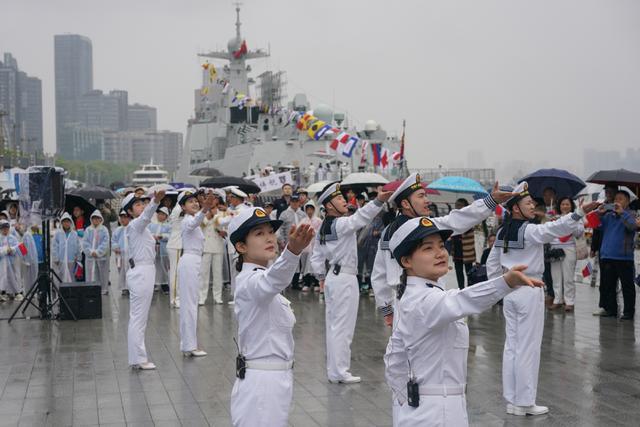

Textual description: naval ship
[177,5,403,189]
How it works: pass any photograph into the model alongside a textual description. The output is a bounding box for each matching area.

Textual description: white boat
[132,162,169,187]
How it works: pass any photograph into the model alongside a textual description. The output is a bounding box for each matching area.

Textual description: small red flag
[18,243,27,256]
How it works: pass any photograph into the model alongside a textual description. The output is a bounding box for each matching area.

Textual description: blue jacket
[111,225,128,255]
[599,210,638,261]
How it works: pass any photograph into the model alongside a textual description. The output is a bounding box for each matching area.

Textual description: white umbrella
[341,172,389,187]
[149,183,175,193]
[306,180,332,194]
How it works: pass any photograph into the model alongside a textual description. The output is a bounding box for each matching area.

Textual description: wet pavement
[0,271,639,426]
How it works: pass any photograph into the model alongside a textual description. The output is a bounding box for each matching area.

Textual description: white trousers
[127,264,155,365]
[178,253,201,352]
[155,253,169,286]
[502,286,545,406]
[200,252,223,303]
[86,258,109,291]
[396,395,468,427]
[324,272,359,381]
[167,248,181,305]
[116,254,129,290]
[230,369,293,427]
[551,246,577,305]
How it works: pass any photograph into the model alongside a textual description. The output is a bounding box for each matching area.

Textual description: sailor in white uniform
[310,182,392,383]
[199,189,227,305]
[219,186,251,303]
[371,174,512,326]
[177,189,217,357]
[384,217,543,426]
[52,213,81,283]
[83,210,110,294]
[167,199,183,308]
[486,182,600,416]
[229,207,314,427]
[111,210,131,295]
[122,190,166,370]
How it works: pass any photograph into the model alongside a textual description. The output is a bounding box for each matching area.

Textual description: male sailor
[52,213,81,283]
[486,182,600,416]
[310,182,392,383]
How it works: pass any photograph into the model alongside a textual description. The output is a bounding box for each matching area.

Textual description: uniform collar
[406,275,444,291]
[242,262,267,272]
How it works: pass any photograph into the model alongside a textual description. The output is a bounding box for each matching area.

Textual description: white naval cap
[389,173,426,206]
[177,189,198,206]
[121,193,139,212]
[60,212,73,222]
[389,217,454,265]
[317,181,342,206]
[118,209,128,217]
[304,200,316,210]
[228,207,283,245]
[206,188,226,203]
[502,181,530,209]
[157,207,170,216]
[226,186,248,199]
[90,209,103,220]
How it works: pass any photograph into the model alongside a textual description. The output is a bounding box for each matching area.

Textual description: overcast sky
[2,0,640,180]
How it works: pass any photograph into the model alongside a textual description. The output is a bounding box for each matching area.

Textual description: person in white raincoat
[229,207,314,427]
[16,223,39,295]
[83,210,110,294]
[148,207,171,293]
[0,220,22,301]
[112,210,131,295]
[486,182,600,416]
[310,182,392,383]
[384,216,543,427]
[52,213,81,283]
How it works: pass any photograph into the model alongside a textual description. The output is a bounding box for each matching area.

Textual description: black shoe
[601,311,617,318]
[621,314,634,320]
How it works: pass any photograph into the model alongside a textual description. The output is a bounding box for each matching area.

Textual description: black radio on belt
[128,258,135,269]
[332,264,341,275]
[407,378,420,407]
[236,354,246,379]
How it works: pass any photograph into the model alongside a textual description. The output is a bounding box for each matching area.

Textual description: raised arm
[129,200,160,233]
[431,195,497,235]
[486,245,503,279]
[370,244,396,317]
[238,249,301,302]
[525,212,583,244]
[335,199,384,235]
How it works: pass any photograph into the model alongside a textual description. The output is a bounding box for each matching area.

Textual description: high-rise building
[0,53,43,154]
[128,103,157,131]
[78,89,128,132]
[54,34,93,158]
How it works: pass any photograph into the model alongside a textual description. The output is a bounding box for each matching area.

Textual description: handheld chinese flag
[581,262,593,278]
[585,211,601,229]
[18,243,28,256]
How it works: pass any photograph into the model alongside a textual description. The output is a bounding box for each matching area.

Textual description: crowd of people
[0,175,639,426]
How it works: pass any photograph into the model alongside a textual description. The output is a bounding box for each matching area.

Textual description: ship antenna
[234,2,243,39]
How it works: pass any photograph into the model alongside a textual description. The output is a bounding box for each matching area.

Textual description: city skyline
[2,0,640,180]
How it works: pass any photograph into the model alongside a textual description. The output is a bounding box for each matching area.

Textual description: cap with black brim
[229,207,283,245]
[389,217,454,265]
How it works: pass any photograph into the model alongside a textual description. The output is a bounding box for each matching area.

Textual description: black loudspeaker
[22,166,65,219]
[58,282,102,320]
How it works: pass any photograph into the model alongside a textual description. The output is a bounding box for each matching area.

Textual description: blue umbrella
[427,176,488,195]
[518,168,585,199]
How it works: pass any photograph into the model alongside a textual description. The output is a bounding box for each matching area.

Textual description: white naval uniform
[385,275,513,426]
[83,224,110,291]
[486,212,584,407]
[200,212,226,304]
[166,204,183,306]
[310,199,384,381]
[126,199,159,366]
[178,210,206,352]
[219,202,250,299]
[371,196,498,317]
[230,249,300,427]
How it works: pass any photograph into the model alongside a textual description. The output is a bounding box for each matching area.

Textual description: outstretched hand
[286,223,315,255]
[490,182,519,205]
[153,190,166,204]
[579,199,601,215]
[376,190,394,203]
[503,265,545,289]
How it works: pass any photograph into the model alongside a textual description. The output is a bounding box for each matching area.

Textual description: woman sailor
[384,216,543,426]
[177,189,217,357]
[229,207,314,427]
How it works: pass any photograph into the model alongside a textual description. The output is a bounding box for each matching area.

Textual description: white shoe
[0,294,8,302]
[198,301,205,306]
[174,301,180,309]
[102,290,109,295]
[132,362,156,370]
[213,299,224,304]
[329,374,361,384]
[227,300,235,305]
[592,308,607,316]
[183,349,207,357]
[14,293,24,301]
[301,286,310,292]
[506,404,514,414]
[511,404,549,416]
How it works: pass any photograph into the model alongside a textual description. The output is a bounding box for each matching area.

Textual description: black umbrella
[200,176,261,194]
[586,169,640,195]
[518,168,586,199]
[64,194,97,223]
[70,185,117,200]
[190,167,223,177]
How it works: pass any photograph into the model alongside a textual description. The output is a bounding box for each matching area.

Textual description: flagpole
[400,119,408,179]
